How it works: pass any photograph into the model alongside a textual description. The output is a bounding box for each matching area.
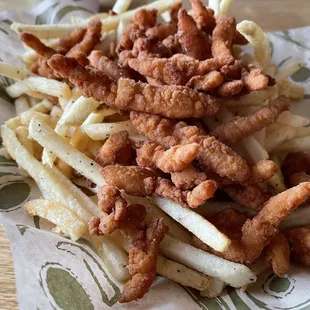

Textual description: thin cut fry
[84,121,138,140]
[200,278,226,298]
[24,199,87,241]
[219,0,233,16]
[268,154,287,192]
[15,96,30,115]
[272,136,310,153]
[275,62,306,82]
[6,77,71,99]
[113,0,132,14]
[277,111,310,128]
[236,21,270,69]
[0,61,35,80]
[208,0,220,16]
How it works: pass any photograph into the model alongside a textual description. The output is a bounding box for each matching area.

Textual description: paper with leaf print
[1,0,310,309]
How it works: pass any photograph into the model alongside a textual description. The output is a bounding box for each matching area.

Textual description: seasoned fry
[136,141,200,173]
[116,78,220,118]
[178,9,211,60]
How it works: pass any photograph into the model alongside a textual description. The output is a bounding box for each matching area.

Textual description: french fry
[110,230,212,290]
[0,61,35,80]
[63,87,83,112]
[85,140,103,159]
[281,205,310,229]
[223,87,278,107]
[265,125,310,152]
[268,154,287,192]
[21,110,50,126]
[29,117,105,186]
[24,199,87,241]
[275,62,306,82]
[116,18,132,44]
[50,106,63,125]
[56,159,74,179]
[21,50,38,65]
[96,31,116,54]
[240,136,269,162]
[112,0,132,14]
[271,136,310,153]
[15,96,30,115]
[200,278,226,298]
[6,77,71,99]
[25,90,48,100]
[208,0,220,16]
[237,21,271,69]
[84,121,138,140]
[277,111,310,128]
[277,80,305,100]
[219,0,233,16]
[160,235,257,288]
[152,196,231,252]
[15,126,35,156]
[11,23,78,39]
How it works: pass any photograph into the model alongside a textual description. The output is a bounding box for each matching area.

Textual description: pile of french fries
[0,0,309,300]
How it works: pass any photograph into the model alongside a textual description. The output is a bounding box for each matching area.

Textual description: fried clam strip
[282,152,310,182]
[186,71,224,92]
[264,233,290,276]
[136,141,200,173]
[286,227,310,267]
[212,16,236,59]
[145,23,177,41]
[95,131,133,167]
[116,78,220,118]
[130,111,250,183]
[66,18,102,60]
[195,184,310,264]
[48,55,117,106]
[210,96,290,146]
[56,28,87,54]
[241,65,270,91]
[128,53,233,86]
[132,8,158,30]
[89,50,130,82]
[190,0,215,33]
[177,8,211,60]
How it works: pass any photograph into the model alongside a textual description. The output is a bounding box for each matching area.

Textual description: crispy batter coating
[232,30,248,45]
[20,32,55,57]
[120,205,168,303]
[66,18,102,58]
[282,152,310,182]
[241,182,310,262]
[186,71,224,91]
[170,3,182,24]
[212,16,236,59]
[48,55,117,106]
[178,9,211,60]
[130,111,250,183]
[133,9,157,30]
[136,141,200,173]
[286,227,310,267]
[220,60,243,80]
[146,23,177,40]
[31,56,57,79]
[117,23,142,53]
[95,131,133,167]
[100,165,156,196]
[186,180,218,208]
[250,160,278,184]
[223,184,270,211]
[217,80,244,97]
[290,172,310,187]
[162,35,182,54]
[56,28,87,54]
[89,50,130,81]
[241,65,269,91]
[264,233,290,276]
[116,78,220,118]
[89,185,127,235]
[118,50,135,68]
[211,96,290,145]
[190,0,216,33]
[171,165,208,190]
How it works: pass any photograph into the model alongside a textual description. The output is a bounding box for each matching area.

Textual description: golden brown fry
[95,131,133,167]
[136,141,200,173]
[241,182,310,262]
[48,55,117,106]
[212,16,236,59]
[120,206,168,303]
[100,165,157,196]
[56,28,87,54]
[67,18,102,58]
[171,165,208,190]
[241,65,269,91]
[178,8,211,60]
[264,233,290,276]
[20,32,55,57]
[190,0,216,33]
[290,172,310,187]
[130,111,250,183]
[282,152,310,182]
[223,184,270,211]
[133,9,158,30]
[186,71,224,91]
[250,160,278,184]
[286,227,310,267]
[116,78,220,118]
[217,80,244,97]
[89,50,130,81]
[146,23,177,40]
[211,96,290,145]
